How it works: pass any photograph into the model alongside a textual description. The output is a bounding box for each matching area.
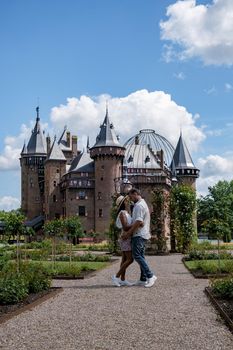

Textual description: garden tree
[198,180,233,242]
[202,218,231,272]
[22,226,35,260]
[170,184,197,253]
[43,219,65,267]
[151,188,169,253]
[108,195,121,254]
[4,211,26,273]
[64,216,84,265]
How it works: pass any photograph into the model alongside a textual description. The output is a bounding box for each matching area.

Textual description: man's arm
[121,204,145,239]
[121,220,142,239]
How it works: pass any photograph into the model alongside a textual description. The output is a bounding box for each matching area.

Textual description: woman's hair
[117,200,126,215]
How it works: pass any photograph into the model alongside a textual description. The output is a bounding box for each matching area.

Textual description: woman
[111,195,134,287]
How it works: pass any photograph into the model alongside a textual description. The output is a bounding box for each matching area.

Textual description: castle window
[79,206,86,216]
[101,165,104,170]
[97,192,102,200]
[98,209,103,217]
[53,195,56,203]
[100,177,103,181]
[78,191,86,200]
[56,169,60,173]
[35,197,39,202]
[54,181,57,187]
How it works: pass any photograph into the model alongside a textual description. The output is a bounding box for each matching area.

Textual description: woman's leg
[116,251,134,281]
[116,251,126,278]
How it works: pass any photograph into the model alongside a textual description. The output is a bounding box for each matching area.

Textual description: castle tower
[171,133,199,189]
[20,107,47,219]
[90,107,125,232]
[44,137,67,220]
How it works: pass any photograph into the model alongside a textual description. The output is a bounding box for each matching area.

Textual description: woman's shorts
[118,238,132,252]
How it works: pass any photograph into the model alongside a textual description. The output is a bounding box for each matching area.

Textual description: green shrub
[211,277,233,299]
[47,263,82,277]
[221,260,233,273]
[198,261,218,274]
[55,253,111,263]
[185,250,233,261]
[0,273,28,305]
[0,250,12,271]
[21,263,51,293]
[25,239,52,250]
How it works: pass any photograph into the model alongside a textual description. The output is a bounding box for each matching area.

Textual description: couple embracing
[112,188,157,288]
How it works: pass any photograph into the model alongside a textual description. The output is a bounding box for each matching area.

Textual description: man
[122,188,157,288]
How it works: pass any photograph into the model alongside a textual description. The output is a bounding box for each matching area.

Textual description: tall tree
[198,180,233,242]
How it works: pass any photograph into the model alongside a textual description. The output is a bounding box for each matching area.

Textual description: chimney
[72,136,77,156]
[66,131,71,148]
[46,135,51,155]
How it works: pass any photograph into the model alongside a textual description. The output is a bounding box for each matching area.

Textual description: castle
[20,106,199,240]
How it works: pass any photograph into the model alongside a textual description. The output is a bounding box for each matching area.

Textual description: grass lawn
[184,259,233,275]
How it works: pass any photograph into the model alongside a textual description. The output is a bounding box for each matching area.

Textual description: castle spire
[87,136,90,152]
[92,106,122,148]
[26,107,46,154]
[36,106,40,122]
[171,133,199,180]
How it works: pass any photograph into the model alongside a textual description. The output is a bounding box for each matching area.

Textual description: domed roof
[124,129,174,169]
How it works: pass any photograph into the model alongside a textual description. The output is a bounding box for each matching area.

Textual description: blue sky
[1,0,233,209]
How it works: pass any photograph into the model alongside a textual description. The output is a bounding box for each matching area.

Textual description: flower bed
[183,259,233,278]
[205,277,233,332]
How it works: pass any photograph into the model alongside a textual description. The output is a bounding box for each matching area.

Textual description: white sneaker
[111,275,121,287]
[120,280,133,286]
[145,275,157,288]
[133,280,148,286]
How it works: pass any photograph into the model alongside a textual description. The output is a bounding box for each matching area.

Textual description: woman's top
[116,210,132,229]
[116,210,132,252]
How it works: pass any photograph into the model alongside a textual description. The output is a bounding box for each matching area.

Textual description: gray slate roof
[58,127,72,151]
[27,109,47,154]
[172,134,196,169]
[21,143,27,155]
[124,144,161,169]
[92,109,122,148]
[48,138,66,161]
[69,151,94,173]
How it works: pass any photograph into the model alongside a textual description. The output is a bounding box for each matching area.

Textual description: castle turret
[171,133,199,189]
[90,106,125,232]
[20,107,47,219]
[44,137,67,220]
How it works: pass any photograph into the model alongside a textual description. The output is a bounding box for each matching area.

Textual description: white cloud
[204,86,217,95]
[160,0,233,66]
[0,196,20,211]
[0,122,48,171]
[205,128,223,136]
[197,154,233,195]
[225,83,233,92]
[173,72,186,80]
[50,89,205,152]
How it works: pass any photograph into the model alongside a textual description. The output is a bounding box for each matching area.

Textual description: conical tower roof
[21,142,27,155]
[172,133,196,169]
[92,106,122,148]
[47,137,66,161]
[27,107,46,154]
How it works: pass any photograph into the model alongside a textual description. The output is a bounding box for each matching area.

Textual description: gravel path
[0,255,233,350]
